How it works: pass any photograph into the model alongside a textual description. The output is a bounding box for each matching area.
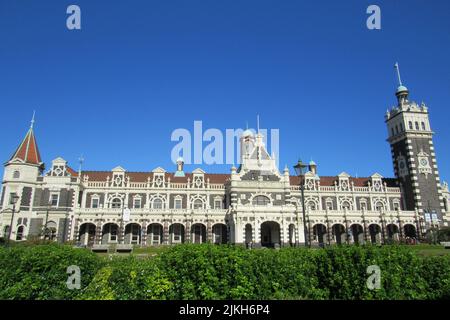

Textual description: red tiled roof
[10,128,42,165]
[66,167,79,177]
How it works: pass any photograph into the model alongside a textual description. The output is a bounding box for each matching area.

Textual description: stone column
[185,220,191,243]
[207,220,213,243]
[73,218,80,243]
[95,220,102,244]
[163,220,169,245]
[141,220,147,246]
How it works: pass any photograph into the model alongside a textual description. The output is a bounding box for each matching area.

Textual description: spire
[257,115,260,134]
[78,154,84,176]
[394,62,409,105]
[9,114,43,166]
[394,62,403,87]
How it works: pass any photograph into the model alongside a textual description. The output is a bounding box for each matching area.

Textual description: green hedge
[0,244,104,300]
[1,244,449,300]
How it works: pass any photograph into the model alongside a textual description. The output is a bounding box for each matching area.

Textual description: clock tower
[385,63,446,224]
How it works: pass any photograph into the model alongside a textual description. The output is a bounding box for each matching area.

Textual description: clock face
[420,158,428,167]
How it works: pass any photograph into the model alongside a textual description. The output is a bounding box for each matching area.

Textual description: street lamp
[43,202,51,240]
[7,194,20,245]
[294,159,309,248]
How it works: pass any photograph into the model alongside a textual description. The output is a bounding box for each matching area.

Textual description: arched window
[421,122,426,130]
[342,201,352,210]
[375,201,385,212]
[111,198,122,209]
[415,122,419,130]
[307,201,317,211]
[400,123,403,132]
[391,128,395,136]
[408,121,413,130]
[252,196,270,206]
[16,226,24,241]
[395,125,399,134]
[153,198,163,209]
[444,198,448,212]
[13,171,20,179]
[193,199,204,210]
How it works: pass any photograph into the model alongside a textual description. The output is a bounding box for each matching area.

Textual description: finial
[394,62,403,86]
[257,115,260,134]
[30,110,36,129]
[78,154,84,175]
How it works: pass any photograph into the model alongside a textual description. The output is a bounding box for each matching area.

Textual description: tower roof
[9,121,42,166]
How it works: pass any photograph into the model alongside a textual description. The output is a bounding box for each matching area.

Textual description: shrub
[1,243,449,300]
[0,244,104,300]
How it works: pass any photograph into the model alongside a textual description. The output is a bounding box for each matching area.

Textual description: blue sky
[0,0,449,181]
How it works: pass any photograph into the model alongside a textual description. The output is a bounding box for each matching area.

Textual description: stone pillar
[141,220,147,246]
[206,220,213,243]
[95,220,102,244]
[73,218,80,243]
[163,220,169,245]
[119,220,125,244]
[185,220,191,243]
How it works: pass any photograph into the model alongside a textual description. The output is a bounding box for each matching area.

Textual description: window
[400,123,403,132]
[111,198,122,209]
[421,122,426,130]
[50,193,59,207]
[415,122,419,130]
[214,200,222,209]
[409,121,413,130]
[342,201,351,210]
[391,128,395,136]
[375,202,384,212]
[252,196,270,206]
[174,198,182,209]
[13,171,20,179]
[360,201,367,211]
[193,199,204,210]
[395,125,399,134]
[307,202,316,211]
[9,193,18,205]
[153,198,163,209]
[109,225,118,242]
[326,201,333,210]
[393,202,400,211]
[91,197,99,209]
[133,198,142,209]
[16,226,24,241]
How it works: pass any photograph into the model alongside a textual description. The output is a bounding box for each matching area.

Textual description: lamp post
[7,194,20,245]
[294,159,309,248]
[43,202,50,240]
